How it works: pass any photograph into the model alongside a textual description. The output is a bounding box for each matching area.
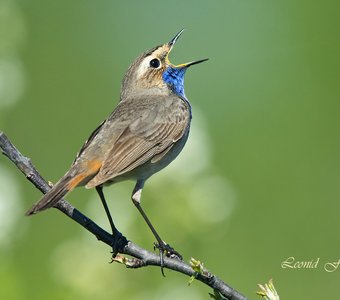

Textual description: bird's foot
[154,241,183,260]
[110,231,128,258]
[154,241,183,276]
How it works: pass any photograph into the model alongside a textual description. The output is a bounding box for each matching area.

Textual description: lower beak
[180,58,209,68]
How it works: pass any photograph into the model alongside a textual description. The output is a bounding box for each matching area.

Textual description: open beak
[167,29,208,68]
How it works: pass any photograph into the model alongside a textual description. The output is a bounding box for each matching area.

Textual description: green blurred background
[0,0,339,299]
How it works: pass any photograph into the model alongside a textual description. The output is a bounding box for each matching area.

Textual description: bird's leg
[132,180,183,273]
[96,186,125,256]
[96,186,118,235]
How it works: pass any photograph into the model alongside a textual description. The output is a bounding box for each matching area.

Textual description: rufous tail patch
[67,160,102,190]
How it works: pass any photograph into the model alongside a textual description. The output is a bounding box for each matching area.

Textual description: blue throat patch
[162,66,187,98]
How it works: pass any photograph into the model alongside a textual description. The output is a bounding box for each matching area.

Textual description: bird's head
[120,29,208,100]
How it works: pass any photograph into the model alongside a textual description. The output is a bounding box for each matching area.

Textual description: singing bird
[26,29,207,258]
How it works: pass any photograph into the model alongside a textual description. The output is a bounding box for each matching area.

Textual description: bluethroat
[26,29,208,262]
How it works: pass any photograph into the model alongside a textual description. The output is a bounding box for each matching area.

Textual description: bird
[26,29,208,261]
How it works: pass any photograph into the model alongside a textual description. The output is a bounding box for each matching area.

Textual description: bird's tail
[25,174,74,216]
[26,160,102,216]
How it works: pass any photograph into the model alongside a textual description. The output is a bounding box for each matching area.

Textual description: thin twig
[0,131,248,300]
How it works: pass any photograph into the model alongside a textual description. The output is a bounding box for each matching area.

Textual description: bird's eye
[149,58,160,68]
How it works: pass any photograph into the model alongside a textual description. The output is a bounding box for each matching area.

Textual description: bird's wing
[73,120,106,164]
[85,94,190,188]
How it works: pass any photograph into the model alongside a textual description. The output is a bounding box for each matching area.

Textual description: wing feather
[86,95,190,187]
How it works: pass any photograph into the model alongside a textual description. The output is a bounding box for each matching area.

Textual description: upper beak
[167,29,209,68]
[168,29,185,48]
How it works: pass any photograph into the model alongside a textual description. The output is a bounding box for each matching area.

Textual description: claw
[110,231,128,258]
[154,241,183,275]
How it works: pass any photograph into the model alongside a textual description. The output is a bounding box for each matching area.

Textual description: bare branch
[0,131,248,300]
